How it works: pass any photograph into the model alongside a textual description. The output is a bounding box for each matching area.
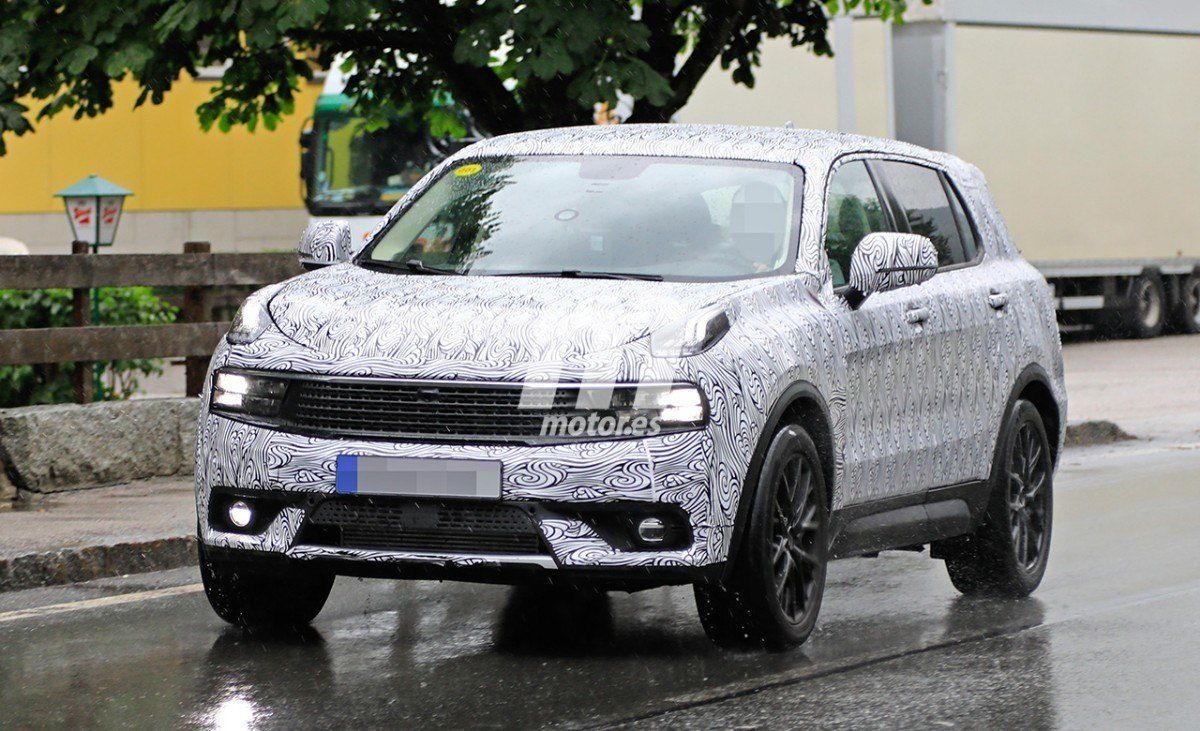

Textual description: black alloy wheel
[695,424,828,649]
[1008,420,1051,571]
[770,450,823,624]
[943,399,1053,597]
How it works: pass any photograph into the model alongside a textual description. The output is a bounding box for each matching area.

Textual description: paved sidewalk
[0,479,195,591]
[2,334,1197,592]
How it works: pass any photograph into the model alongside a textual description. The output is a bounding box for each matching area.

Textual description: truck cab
[300,64,477,250]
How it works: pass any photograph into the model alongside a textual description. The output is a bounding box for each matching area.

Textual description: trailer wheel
[1175,272,1200,335]
[1121,272,1166,339]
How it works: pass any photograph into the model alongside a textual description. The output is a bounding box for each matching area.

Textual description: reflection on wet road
[2,444,1198,729]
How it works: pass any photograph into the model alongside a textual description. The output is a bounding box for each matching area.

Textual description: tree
[0,1,917,154]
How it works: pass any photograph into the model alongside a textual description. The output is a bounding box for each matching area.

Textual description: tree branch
[627,0,748,123]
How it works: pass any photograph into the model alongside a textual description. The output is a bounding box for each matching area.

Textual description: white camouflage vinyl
[195,124,1066,572]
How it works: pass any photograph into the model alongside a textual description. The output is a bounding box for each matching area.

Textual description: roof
[53,174,133,198]
[461,123,974,176]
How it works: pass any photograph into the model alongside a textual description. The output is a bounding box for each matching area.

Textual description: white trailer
[839,0,1200,336]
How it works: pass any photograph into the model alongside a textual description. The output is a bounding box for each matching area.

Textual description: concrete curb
[0,536,197,593]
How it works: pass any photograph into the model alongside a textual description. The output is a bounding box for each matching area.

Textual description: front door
[824,159,941,506]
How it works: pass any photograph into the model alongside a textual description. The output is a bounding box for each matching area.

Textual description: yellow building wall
[0,79,322,214]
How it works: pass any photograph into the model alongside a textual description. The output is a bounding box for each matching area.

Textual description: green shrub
[0,287,177,407]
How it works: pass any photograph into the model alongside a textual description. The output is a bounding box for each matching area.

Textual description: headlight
[604,383,707,427]
[210,369,288,418]
[226,292,273,345]
[633,384,707,425]
[649,307,732,358]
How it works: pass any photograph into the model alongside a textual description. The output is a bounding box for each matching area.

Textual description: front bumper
[195,413,731,577]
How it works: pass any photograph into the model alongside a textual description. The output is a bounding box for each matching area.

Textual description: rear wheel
[1174,272,1200,334]
[199,543,334,629]
[695,424,828,649]
[1120,272,1166,338]
[943,400,1053,597]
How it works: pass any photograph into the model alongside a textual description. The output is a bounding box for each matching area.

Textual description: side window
[873,161,968,266]
[943,177,979,261]
[824,161,890,287]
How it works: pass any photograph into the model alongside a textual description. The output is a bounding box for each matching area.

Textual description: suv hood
[267,265,755,366]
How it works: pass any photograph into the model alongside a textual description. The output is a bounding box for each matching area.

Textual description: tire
[943,400,1053,597]
[694,424,829,649]
[1119,272,1166,339]
[1174,272,1200,334]
[199,543,334,629]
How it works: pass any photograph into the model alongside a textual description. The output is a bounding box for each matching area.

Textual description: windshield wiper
[403,260,463,275]
[491,270,664,281]
[358,259,463,275]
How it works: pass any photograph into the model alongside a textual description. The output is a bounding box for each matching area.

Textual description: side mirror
[845,232,938,308]
[298,221,352,270]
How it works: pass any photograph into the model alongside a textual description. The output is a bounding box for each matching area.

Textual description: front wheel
[199,543,334,629]
[695,424,829,649]
[943,400,1053,597]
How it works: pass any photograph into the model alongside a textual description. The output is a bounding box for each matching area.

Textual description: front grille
[300,497,546,555]
[281,378,579,441]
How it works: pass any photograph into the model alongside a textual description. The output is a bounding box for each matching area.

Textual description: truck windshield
[304,113,447,216]
[359,155,803,282]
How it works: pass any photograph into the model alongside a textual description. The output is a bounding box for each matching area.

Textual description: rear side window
[944,178,979,261]
[824,161,890,287]
[873,161,971,266]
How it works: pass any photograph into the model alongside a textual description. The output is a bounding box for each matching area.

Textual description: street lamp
[54,174,133,253]
[54,174,133,400]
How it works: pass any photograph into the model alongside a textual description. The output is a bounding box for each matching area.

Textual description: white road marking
[0,583,203,625]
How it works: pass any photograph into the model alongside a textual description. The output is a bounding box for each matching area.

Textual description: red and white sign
[98,196,123,244]
[66,198,98,244]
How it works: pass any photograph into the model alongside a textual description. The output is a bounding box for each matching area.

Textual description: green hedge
[0,288,177,407]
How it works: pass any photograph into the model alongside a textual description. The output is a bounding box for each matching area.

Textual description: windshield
[305,113,456,216]
[359,155,803,281]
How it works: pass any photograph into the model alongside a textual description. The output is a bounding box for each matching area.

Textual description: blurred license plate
[336,455,501,499]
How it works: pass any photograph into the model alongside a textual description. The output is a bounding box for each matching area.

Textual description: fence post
[70,241,93,404]
[183,241,212,397]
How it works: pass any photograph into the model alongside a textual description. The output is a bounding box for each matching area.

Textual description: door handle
[904,306,931,325]
[988,291,1009,310]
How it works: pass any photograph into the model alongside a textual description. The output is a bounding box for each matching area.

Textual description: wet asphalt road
[2,441,1198,730]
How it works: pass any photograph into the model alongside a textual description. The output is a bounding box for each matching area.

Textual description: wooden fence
[0,242,302,402]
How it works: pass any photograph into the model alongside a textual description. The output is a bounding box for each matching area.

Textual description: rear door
[870,160,1001,487]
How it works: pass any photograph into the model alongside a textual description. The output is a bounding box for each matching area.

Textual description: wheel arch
[721,380,835,582]
[1004,364,1063,470]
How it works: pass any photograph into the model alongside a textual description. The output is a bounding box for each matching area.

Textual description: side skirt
[827,480,991,560]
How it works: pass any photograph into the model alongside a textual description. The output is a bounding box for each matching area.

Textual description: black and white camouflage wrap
[849,232,939,295]
[195,124,1066,573]
[297,220,352,269]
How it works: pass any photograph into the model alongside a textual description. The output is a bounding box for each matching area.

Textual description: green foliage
[0,287,177,407]
[0,0,920,152]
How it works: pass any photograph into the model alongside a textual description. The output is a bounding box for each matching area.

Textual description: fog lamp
[637,517,668,544]
[227,500,254,529]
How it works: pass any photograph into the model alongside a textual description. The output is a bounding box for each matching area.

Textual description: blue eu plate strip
[335,455,358,494]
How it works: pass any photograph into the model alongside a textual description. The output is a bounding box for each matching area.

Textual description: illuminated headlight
[210,369,287,417]
[649,306,732,358]
[226,294,272,345]
[616,384,708,427]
